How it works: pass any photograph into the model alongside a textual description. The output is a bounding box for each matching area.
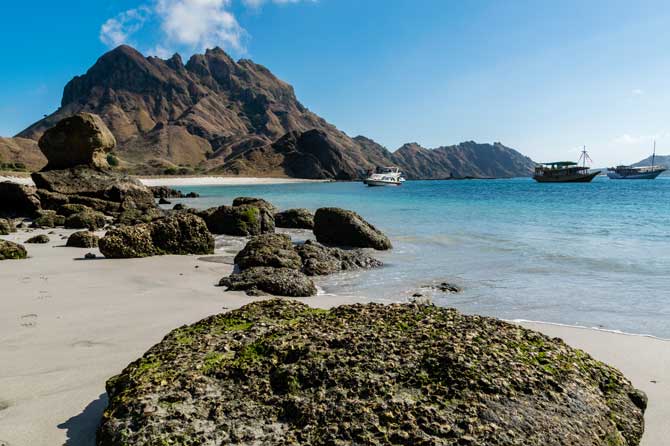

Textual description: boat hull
[364,179,402,187]
[533,171,600,183]
[607,169,666,180]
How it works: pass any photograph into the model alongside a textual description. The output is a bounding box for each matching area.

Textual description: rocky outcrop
[0,182,41,218]
[0,240,27,260]
[149,186,199,199]
[296,239,383,276]
[31,210,65,228]
[199,205,274,236]
[64,210,106,230]
[98,299,646,446]
[233,233,302,271]
[314,207,392,250]
[25,234,49,244]
[38,113,116,170]
[218,267,316,297]
[66,231,99,248]
[274,208,314,229]
[99,213,213,258]
[0,218,16,235]
[232,197,278,214]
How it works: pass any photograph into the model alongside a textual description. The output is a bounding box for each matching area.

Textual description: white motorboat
[363,167,406,186]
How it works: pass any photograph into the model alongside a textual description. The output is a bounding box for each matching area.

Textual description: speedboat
[364,167,406,186]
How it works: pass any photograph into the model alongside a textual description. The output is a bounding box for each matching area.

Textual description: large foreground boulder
[99,214,214,258]
[199,205,274,236]
[218,267,316,297]
[98,300,646,446]
[38,113,116,170]
[314,207,392,250]
[296,239,383,276]
[234,233,302,271]
[0,240,27,260]
[0,182,41,218]
[274,208,314,229]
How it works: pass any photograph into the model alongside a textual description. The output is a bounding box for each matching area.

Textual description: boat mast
[652,140,656,169]
[579,145,592,168]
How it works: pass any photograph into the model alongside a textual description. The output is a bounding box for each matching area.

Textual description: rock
[158,197,171,205]
[64,210,106,230]
[57,203,92,217]
[31,210,65,228]
[274,208,314,229]
[25,234,49,244]
[149,186,183,199]
[234,234,302,271]
[66,231,99,248]
[218,267,316,297]
[99,214,213,259]
[0,240,27,260]
[172,203,186,211]
[38,113,116,170]
[435,282,462,293]
[36,189,69,210]
[201,205,274,236]
[232,197,278,214]
[116,208,164,226]
[314,207,392,250]
[296,240,383,276]
[0,182,41,218]
[98,300,646,446]
[31,166,155,213]
[0,218,15,235]
[85,252,97,259]
[184,192,199,198]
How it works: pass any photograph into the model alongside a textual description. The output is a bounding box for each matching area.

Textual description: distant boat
[533,147,600,183]
[364,166,406,186]
[607,141,667,180]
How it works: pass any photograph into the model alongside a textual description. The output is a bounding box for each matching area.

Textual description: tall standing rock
[38,113,116,170]
[313,207,392,250]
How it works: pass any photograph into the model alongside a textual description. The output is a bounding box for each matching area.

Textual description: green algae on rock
[0,240,27,260]
[25,234,50,244]
[97,300,646,446]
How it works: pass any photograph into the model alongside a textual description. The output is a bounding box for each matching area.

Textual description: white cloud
[100,7,150,48]
[613,132,667,146]
[100,0,313,56]
[631,88,644,96]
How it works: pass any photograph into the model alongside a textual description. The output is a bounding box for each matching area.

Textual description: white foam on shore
[510,318,670,342]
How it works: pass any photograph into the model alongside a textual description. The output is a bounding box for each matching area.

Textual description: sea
[172,176,670,339]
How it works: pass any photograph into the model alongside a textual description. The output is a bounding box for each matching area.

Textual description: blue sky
[1,0,669,165]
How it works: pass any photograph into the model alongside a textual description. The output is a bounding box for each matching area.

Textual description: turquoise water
[174,177,670,339]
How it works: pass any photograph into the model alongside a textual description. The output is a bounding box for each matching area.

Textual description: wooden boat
[533,147,600,183]
[607,141,666,180]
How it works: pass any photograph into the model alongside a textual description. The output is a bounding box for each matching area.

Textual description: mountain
[633,155,670,171]
[8,45,535,179]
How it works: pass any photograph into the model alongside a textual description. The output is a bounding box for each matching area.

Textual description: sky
[1,0,670,165]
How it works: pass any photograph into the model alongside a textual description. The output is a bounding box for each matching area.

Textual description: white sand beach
[0,175,329,188]
[0,228,667,446]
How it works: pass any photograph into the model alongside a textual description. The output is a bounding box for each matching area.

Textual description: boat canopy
[537,161,578,167]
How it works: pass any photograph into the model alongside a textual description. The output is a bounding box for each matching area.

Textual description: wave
[509,318,670,342]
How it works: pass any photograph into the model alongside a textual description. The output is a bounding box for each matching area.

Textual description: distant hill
[633,155,670,171]
[6,45,535,179]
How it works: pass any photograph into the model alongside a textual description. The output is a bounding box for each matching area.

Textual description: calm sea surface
[173,177,670,339]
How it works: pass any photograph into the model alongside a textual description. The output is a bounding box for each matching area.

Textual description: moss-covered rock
[234,233,302,271]
[0,218,16,235]
[98,300,646,446]
[57,203,92,217]
[64,210,106,230]
[25,234,50,244]
[232,196,278,214]
[218,267,317,297]
[314,207,392,250]
[200,205,274,236]
[32,210,65,228]
[274,208,314,229]
[66,231,99,248]
[0,240,27,260]
[296,239,383,276]
[99,214,214,259]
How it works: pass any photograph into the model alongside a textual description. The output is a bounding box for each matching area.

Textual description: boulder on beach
[0,182,41,218]
[66,231,99,248]
[296,239,383,276]
[38,113,116,170]
[116,208,165,226]
[98,299,646,446]
[218,267,316,297]
[0,218,16,235]
[25,234,49,244]
[234,233,302,271]
[0,239,27,260]
[64,210,106,230]
[31,210,65,228]
[158,197,171,205]
[274,208,314,229]
[232,197,278,214]
[313,207,392,250]
[57,203,92,217]
[200,205,274,236]
[99,213,214,258]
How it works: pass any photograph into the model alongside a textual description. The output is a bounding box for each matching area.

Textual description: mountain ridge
[6,45,535,179]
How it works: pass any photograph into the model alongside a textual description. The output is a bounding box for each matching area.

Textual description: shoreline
[0,174,331,187]
[0,227,667,445]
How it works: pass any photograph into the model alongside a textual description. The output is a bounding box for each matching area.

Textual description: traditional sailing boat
[533,147,600,183]
[607,141,667,180]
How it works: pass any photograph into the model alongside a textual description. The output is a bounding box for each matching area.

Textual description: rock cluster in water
[97,299,646,446]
